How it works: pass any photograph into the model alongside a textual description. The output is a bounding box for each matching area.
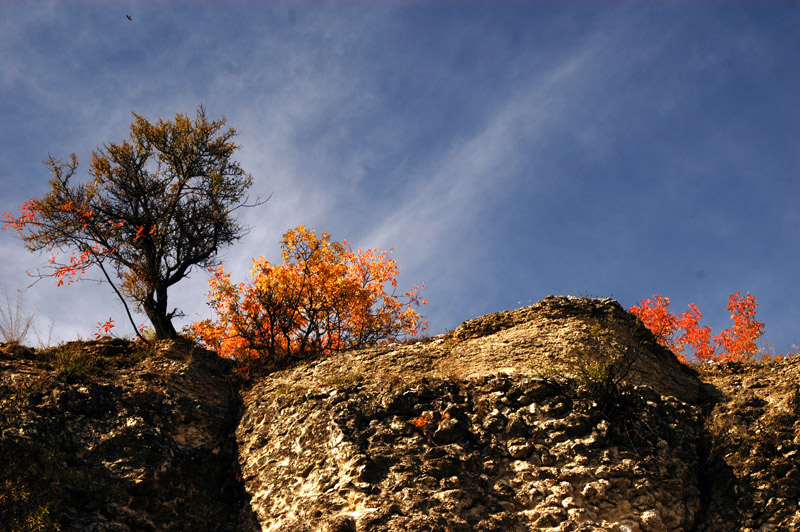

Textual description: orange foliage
[712,292,764,360]
[3,199,39,231]
[191,226,427,365]
[630,292,764,363]
[4,198,121,288]
[411,416,430,428]
[94,318,115,339]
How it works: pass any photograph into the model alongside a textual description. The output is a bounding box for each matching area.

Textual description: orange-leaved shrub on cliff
[630,292,764,363]
[191,226,427,366]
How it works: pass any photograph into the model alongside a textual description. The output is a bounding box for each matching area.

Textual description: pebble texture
[238,374,703,531]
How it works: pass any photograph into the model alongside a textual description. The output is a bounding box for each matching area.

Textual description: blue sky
[1,1,798,354]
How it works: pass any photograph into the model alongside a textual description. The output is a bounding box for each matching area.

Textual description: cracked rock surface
[236,296,798,531]
[238,374,703,531]
[2,296,799,531]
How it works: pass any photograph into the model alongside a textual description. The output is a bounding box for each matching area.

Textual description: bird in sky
[126,14,132,21]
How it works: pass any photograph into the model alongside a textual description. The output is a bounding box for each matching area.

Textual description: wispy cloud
[1,2,796,349]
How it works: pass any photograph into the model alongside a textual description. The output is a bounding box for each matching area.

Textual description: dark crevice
[689,382,739,532]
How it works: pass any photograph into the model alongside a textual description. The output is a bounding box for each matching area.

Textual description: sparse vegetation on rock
[0,338,245,531]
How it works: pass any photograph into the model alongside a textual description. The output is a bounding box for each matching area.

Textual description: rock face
[2,296,799,531]
[693,360,800,531]
[237,374,702,531]
[0,339,248,531]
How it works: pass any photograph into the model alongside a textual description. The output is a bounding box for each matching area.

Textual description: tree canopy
[3,107,262,339]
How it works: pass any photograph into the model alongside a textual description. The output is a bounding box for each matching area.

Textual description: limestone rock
[2,296,799,531]
[238,372,703,531]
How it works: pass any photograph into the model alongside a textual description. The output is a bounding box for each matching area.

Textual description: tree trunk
[151,311,178,339]
[143,290,178,339]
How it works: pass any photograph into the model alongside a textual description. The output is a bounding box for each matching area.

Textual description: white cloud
[1,2,797,350]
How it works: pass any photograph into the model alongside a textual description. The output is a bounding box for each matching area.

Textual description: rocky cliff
[0,338,245,531]
[2,296,798,531]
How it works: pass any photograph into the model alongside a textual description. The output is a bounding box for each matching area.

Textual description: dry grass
[0,290,36,345]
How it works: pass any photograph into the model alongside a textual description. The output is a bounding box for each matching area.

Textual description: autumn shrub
[630,292,764,363]
[191,226,426,368]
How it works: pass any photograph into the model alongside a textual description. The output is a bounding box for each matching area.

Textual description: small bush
[573,315,653,446]
[577,345,637,420]
[631,292,764,362]
[192,226,426,369]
